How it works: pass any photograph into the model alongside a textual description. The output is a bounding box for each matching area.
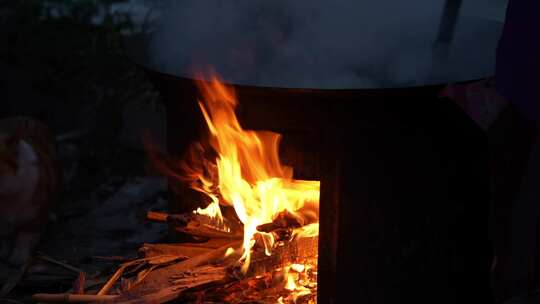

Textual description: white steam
[149,0,502,89]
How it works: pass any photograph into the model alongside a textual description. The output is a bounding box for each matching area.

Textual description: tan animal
[0,117,61,266]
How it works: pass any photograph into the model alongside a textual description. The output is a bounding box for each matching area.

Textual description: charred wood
[139,243,213,259]
[146,211,242,240]
[256,209,317,234]
[247,236,318,278]
[146,211,192,226]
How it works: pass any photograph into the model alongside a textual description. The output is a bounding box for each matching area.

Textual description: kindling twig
[31,293,117,303]
[96,265,127,296]
[36,252,84,274]
[97,254,187,295]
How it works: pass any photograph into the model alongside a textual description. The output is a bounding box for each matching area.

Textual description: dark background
[3,1,539,303]
[0,1,170,301]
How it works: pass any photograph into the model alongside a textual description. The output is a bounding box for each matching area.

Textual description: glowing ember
[282,263,316,303]
[285,275,297,291]
[180,74,320,273]
[290,264,305,273]
[224,247,235,258]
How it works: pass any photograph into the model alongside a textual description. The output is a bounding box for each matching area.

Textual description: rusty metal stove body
[143,68,490,303]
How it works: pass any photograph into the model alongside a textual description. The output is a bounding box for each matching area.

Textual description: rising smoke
[149,0,502,89]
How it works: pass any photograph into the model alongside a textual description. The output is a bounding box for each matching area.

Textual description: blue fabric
[495,0,540,122]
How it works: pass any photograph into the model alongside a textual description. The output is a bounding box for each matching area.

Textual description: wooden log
[256,209,318,234]
[112,241,241,304]
[116,266,229,304]
[146,211,192,226]
[169,265,229,290]
[139,239,236,260]
[256,210,303,233]
[165,241,242,273]
[146,211,242,239]
[115,236,317,303]
[128,242,240,288]
[97,255,188,296]
[247,236,318,278]
[140,243,213,259]
[31,293,117,302]
[179,266,317,304]
[175,222,242,240]
[178,271,275,303]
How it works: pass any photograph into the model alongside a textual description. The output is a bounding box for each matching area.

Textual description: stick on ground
[31,293,117,303]
[36,253,84,274]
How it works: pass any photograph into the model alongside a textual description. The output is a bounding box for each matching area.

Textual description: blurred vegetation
[0,0,169,208]
[0,0,161,135]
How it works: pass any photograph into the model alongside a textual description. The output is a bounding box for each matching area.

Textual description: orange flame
[181,74,320,273]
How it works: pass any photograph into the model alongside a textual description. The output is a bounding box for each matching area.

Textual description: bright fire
[183,74,320,272]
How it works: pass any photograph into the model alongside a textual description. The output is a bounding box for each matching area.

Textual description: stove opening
[147,73,320,303]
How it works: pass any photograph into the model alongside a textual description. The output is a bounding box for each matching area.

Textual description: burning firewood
[176,221,242,240]
[256,210,304,233]
[256,207,318,243]
[246,236,318,279]
[110,241,242,303]
[146,211,242,240]
[140,238,236,261]
[177,271,275,303]
[146,210,192,226]
[45,76,322,304]
[169,265,230,292]
[178,261,317,304]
